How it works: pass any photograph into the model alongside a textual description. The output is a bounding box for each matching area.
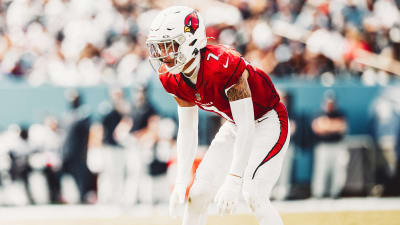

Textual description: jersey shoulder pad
[204,44,247,90]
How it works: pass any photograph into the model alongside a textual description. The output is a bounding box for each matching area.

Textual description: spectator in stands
[0,0,399,84]
[311,91,349,198]
[342,0,368,30]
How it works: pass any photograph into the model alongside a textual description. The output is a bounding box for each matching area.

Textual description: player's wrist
[224,173,243,188]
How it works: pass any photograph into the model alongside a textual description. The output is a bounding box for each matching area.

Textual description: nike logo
[223,58,229,68]
[167,27,175,30]
[257,117,268,123]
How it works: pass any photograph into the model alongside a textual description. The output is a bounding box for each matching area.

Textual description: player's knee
[187,180,214,211]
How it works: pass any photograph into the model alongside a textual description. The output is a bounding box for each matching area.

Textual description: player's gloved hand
[214,174,243,216]
[169,182,187,218]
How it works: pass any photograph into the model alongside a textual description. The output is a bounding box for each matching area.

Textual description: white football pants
[183,103,290,225]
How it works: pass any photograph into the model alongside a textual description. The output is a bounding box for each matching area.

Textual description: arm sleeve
[229,98,255,177]
[175,105,199,184]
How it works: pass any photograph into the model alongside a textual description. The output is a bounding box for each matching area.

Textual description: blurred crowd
[0,0,399,88]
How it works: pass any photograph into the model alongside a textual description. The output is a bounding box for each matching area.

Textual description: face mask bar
[146,35,186,74]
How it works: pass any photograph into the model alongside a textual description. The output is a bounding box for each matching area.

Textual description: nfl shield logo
[195,93,201,101]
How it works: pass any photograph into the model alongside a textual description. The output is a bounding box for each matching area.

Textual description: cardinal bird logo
[184,11,199,34]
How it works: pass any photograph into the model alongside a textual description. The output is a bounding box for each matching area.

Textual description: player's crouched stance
[146,6,290,225]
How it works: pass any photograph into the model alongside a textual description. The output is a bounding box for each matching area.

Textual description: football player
[146,6,290,225]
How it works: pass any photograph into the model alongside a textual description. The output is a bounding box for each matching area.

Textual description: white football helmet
[146,6,207,74]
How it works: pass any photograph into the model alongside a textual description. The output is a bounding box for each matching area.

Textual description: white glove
[214,175,243,216]
[169,182,187,218]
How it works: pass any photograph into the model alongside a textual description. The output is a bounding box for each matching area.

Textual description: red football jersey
[159,44,280,122]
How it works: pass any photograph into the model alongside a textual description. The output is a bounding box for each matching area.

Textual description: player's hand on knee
[169,182,187,218]
[214,174,242,216]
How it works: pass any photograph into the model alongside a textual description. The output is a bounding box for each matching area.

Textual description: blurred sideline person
[97,87,130,204]
[7,126,35,205]
[60,90,95,203]
[311,92,348,198]
[111,88,159,206]
[130,87,156,134]
[29,116,63,204]
[113,116,143,206]
[139,115,175,205]
[146,6,290,225]
[114,115,175,206]
[371,91,400,196]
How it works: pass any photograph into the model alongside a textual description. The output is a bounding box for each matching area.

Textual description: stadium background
[0,0,399,224]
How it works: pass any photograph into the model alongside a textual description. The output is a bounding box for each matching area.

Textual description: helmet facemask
[147,34,188,74]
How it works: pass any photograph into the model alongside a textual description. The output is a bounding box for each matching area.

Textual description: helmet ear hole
[189,39,197,46]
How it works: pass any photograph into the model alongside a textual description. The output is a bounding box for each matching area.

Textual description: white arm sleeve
[229,98,255,177]
[176,105,198,185]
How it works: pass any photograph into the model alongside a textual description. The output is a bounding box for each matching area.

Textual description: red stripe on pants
[252,102,289,179]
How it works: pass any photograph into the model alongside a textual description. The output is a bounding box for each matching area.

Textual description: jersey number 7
[207,53,219,61]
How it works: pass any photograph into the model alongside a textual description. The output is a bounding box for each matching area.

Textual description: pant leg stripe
[252,102,288,179]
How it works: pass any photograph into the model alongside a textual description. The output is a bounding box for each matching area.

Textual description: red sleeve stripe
[252,102,289,179]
